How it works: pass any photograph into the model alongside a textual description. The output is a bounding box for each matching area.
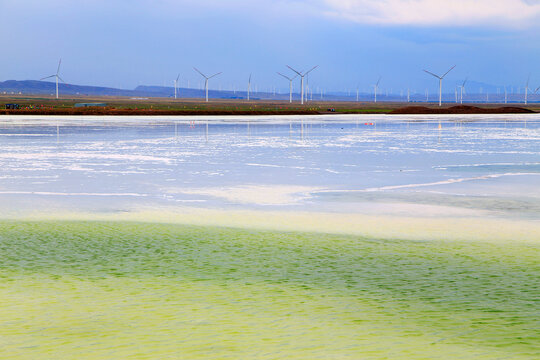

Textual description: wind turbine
[174,74,180,99]
[193,67,222,102]
[423,65,456,106]
[457,78,467,104]
[533,86,540,102]
[524,76,537,105]
[40,59,65,99]
[286,65,318,104]
[372,77,381,103]
[247,73,252,101]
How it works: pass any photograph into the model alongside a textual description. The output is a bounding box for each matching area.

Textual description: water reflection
[0,115,538,216]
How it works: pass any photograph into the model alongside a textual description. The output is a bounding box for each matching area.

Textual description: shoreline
[1,106,536,116]
[390,105,536,115]
[2,96,538,116]
[1,108,324,116]
[3,206,539,244]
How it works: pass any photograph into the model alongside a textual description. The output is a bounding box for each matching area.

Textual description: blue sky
[1,0,539,93]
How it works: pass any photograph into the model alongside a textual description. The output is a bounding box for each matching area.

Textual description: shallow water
[0,114,539,359]
[0,114,539,216]
[1,221,538,359]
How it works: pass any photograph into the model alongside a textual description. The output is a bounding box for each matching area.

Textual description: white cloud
[10,0,540,28]
[322,0,540,27]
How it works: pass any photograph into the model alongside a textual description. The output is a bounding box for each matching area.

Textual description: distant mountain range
[0,80,365,101]
[0,80,537,103]
[0,80,240,99]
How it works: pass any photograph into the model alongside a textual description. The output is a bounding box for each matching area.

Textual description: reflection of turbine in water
[423,65,455,106]
[193,67,222,102]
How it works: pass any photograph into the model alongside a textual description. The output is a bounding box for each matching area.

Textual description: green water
[0,221,538,359]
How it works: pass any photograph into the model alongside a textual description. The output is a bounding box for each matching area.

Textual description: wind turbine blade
[423,69,440,79]
[277,72,291,81]
[208,72,222,79]
[305,65,318,75]
[376,76,381,86]
[526,75,530,87]
[441,65,456,79]
[193,67,207,78]
[463,77,468,87]
[57,76,67,84]
[535,86,540,94]
[249,73,252,82]
[176,74,180,82]
[56,59,62,75]
[40,75,56,80]
[286,65,302,76]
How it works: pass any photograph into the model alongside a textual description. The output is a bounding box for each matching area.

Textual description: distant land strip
[0,108,321,116]
[390,105,536,114]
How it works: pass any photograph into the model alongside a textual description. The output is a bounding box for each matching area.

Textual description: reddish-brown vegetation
[390,105,536,115]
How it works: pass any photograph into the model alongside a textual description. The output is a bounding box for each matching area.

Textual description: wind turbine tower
[40,59,65,99]
[533,86,540,102]
[174,74,180,99]
[423,65,456,106]
[373,77,381,103]
[286,65,318,104]
[193,68,222,102]
[247,74,252,101]
[277,72,298,103]
[457,78,467,104]
[524,76,535,105]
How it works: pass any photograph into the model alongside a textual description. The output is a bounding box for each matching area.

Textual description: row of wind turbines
[421,65,540,106]
[176,65,318,104]
[40,59,539,106]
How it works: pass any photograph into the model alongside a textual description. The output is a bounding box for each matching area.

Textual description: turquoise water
[1,221,538,359]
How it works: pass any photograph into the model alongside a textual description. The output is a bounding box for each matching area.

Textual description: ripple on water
[0,221,538,359]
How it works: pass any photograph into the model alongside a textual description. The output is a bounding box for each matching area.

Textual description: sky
[1,0,539,93]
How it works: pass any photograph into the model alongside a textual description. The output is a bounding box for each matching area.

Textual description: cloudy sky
[1,0,539,93]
